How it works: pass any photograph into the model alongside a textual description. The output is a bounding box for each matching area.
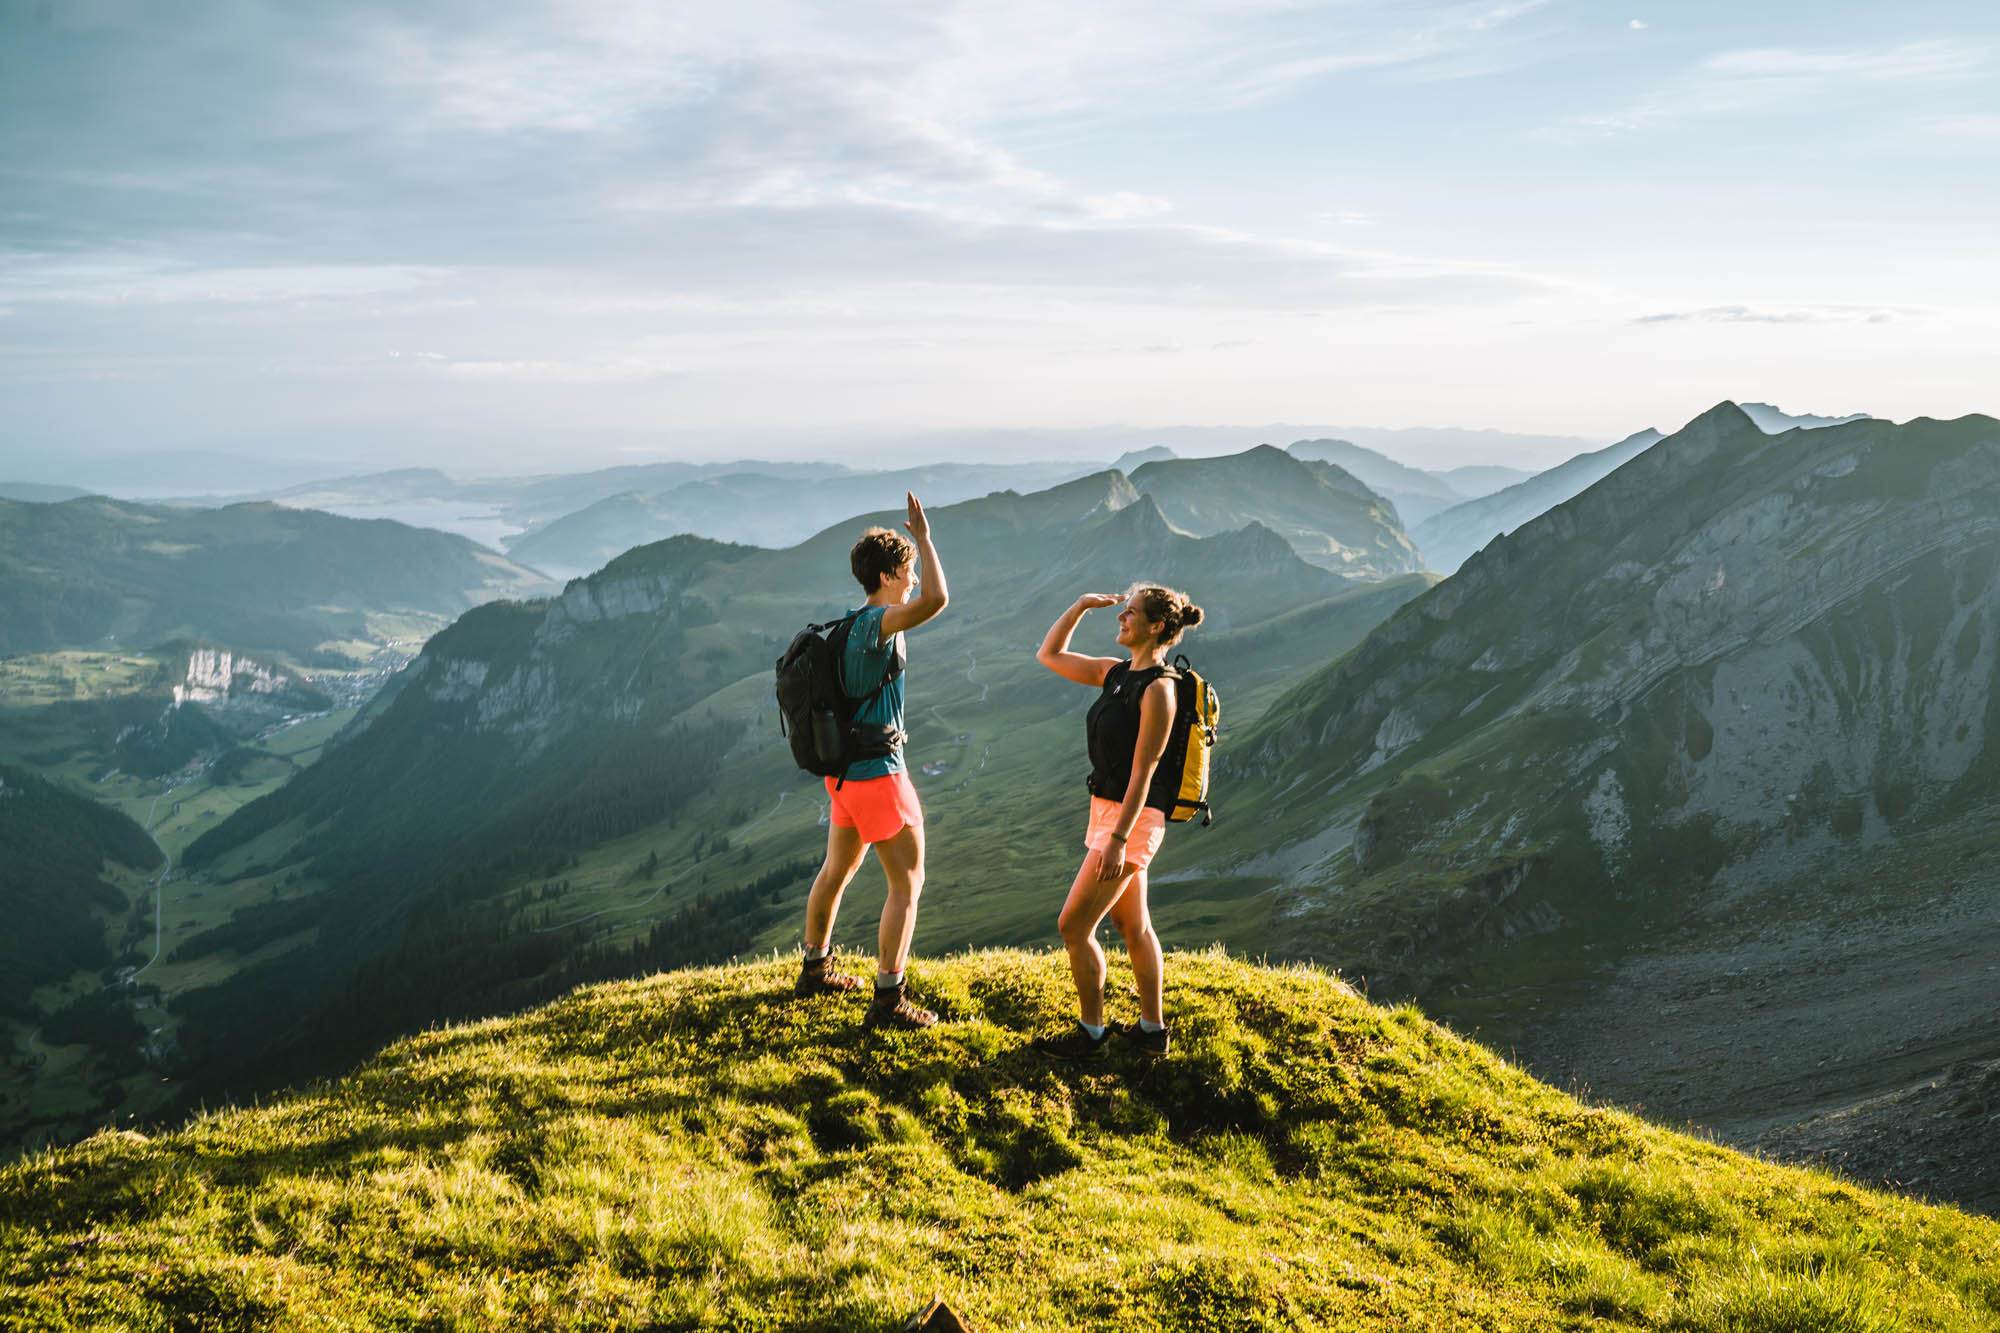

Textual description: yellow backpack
[1165,655,1220,825]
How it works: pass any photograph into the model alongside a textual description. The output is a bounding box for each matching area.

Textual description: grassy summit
[4,951,1996,1331]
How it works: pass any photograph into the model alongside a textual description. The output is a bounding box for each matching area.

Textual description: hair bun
[1181,604,1203,628]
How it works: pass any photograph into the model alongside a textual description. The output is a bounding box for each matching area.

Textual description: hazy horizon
[5,2,1994,480]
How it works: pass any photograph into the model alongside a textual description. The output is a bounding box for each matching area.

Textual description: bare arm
[1036,593,1122,686]
[1098,677,1176,882]
[880,492,949,639]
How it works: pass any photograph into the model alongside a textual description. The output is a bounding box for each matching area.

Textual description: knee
[887,868,924,905]
[1057,908,1093,947]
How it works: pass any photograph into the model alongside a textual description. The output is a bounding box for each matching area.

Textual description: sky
[3,0,1997,477]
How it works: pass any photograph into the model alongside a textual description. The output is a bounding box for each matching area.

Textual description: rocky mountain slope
[0,497,552,663]
[7,951,1996,1331]
[1191,402,2000,1210]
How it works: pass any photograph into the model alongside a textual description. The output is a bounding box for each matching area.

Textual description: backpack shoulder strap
[830,607,904,708]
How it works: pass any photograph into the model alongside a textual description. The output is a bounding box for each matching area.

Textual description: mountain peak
[1686,400,1760,435]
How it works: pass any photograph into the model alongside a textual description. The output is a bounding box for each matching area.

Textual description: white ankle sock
[803,945,830,962]
[876,969,904,989]
[1139,1018,1166,1033]
[1079,1019,1107,1039]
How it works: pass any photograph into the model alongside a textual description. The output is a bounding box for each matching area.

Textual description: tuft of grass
[4,949,1998,1331]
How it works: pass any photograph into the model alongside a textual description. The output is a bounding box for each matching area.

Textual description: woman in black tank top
[1030,582,1204,1060]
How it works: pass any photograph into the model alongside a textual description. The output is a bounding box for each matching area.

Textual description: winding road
[130,781,185,979]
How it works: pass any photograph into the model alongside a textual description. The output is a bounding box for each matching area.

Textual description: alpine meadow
[9,0,2000,1326]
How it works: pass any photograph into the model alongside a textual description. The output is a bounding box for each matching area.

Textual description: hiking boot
[1114,1021,1172,1058]
[1032,1021,1111,1061]
[864,980,937,1030]
[794,951,864,998]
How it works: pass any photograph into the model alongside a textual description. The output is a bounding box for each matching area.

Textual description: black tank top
[1086,662,1183,811]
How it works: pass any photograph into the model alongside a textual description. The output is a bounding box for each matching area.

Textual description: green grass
[4,950,1995,1331]
[0,651,166,710]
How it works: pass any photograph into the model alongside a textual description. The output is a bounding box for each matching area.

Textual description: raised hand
[1076,592,1122,610]
[904,492,930,541]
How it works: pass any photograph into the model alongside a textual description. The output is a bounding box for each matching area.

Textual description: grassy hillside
[0,765,159,1020]
[0,496,552,664]
[3,951,1995,1331]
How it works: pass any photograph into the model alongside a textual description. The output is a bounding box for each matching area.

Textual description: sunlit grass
[5,950,1997,1330]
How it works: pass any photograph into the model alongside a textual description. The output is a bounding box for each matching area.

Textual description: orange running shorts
[826,771,924,844]
[1084,796,1167,870]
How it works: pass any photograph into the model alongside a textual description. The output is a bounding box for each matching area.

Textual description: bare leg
[1057,852,1143,1027]
[803,823,868,950]
[871,822,926,975]
[1106,867,1164,1025]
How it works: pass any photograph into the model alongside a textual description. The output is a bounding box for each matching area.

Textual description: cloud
[440,356,679,384]
[1563,39,1992,137]
[1077,193,1175,221]
[0,255,447,305]
[1926,113,2000,141]
[1629,19,1647,31]
[1699,42,1981,81]
[1632,305,1908,326]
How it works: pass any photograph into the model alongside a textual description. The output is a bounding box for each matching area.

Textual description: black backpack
[775,611,906,785]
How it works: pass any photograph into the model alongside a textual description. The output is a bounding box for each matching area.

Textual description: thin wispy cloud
[1565,39,1993,136]
[1633,305,1909,327]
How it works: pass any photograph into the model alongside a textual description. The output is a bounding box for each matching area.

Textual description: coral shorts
[826,771,924,844]
[1084,797,1167,870]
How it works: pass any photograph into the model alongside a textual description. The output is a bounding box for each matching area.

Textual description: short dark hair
[850,526,916,593]
[1128,583,1204,645]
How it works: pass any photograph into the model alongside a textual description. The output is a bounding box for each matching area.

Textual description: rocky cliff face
[1223,403,2000,1211]
[173,648,296,705]
[402,538,737,760]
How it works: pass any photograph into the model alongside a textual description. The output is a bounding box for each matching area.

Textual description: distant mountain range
[0,496,552,663]
[1413,403,1874,575]
[1284,438,1529,528]
[0,483,91,503]
[502,459,1106,578]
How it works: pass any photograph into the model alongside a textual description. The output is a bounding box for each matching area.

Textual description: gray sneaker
[1114,1021,1171,1057]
